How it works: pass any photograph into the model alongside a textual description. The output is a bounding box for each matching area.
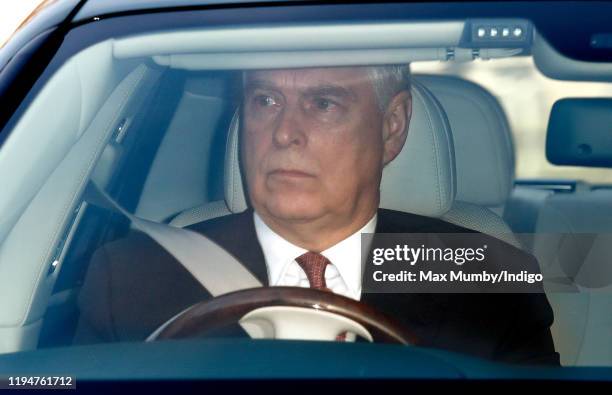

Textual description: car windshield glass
[0,1,611,379]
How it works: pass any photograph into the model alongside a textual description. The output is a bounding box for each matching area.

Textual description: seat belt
[83,182,263,339]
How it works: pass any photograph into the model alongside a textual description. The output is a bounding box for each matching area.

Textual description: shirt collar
[320,214,377,299]
[253,211,378,297]
[253,213,308,286]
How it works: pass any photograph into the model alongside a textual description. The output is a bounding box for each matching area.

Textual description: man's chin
[263,203,325,223]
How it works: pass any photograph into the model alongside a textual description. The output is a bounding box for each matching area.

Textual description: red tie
[295,252,346,341]
[295,251,330,290]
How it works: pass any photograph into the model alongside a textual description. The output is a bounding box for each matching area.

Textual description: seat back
[415,75,522,249]
[533,188,612,366]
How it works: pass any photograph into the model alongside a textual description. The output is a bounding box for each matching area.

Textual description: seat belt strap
[84,183,264,339]
[84,183,263,296]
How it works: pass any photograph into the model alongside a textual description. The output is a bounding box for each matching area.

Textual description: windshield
[0,1,611,383]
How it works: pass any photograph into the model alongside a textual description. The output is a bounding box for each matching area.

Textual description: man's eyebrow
[243,80,357,101]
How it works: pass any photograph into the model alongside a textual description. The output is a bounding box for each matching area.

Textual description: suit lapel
[233,212,269,286]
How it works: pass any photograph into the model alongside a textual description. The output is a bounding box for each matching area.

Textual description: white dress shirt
[253,212,377,301]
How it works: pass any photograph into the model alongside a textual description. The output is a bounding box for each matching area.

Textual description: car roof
[74,0,294,22]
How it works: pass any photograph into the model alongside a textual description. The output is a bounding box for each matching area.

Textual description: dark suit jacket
[75,208,560,365]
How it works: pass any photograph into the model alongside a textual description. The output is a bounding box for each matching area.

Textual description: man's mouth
[268,169,315,179]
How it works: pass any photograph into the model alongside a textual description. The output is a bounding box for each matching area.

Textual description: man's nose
[272,106,307,148]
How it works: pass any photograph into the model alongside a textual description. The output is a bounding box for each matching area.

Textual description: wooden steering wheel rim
[152,287,418,345]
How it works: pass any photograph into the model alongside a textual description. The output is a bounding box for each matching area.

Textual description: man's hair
[366,64,412,113]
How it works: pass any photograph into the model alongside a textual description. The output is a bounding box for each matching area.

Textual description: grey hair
[366,64,412,113]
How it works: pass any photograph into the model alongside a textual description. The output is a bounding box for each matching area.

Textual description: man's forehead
[244,67,372,90]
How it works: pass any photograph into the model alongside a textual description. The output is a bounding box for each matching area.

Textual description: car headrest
[378,79,455,216]
[416,74,514,207]
[223,79,456,217]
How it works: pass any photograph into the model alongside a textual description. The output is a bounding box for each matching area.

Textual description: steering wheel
[148,287,417,345]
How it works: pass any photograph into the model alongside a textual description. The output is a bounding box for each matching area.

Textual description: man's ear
[382,90,412,166]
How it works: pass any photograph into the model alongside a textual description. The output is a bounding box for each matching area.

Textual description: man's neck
[255,206,378,252]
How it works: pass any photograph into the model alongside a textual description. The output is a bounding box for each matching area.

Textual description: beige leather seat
[532,188,612,366]
[415,75,522,249]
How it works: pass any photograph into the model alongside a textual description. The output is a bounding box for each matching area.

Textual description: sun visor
[111,20,530,69]
[546,98,612,167]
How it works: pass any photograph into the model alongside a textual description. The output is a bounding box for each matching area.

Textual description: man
[75,65,559,365]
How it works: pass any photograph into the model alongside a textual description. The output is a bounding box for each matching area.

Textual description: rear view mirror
[546,98,612,168]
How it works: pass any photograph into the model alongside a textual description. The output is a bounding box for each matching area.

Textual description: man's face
[242,67,410,231]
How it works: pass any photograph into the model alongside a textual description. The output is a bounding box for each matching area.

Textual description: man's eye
[254,95,277,107]
[313,98,337,111]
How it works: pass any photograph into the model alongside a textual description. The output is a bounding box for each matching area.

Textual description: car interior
[0,17,611,371]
